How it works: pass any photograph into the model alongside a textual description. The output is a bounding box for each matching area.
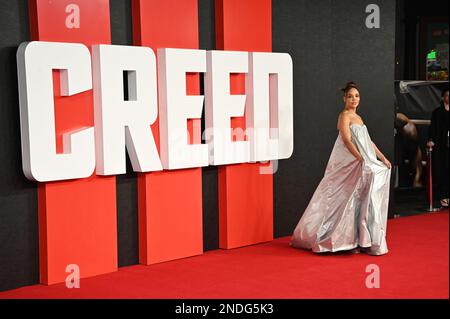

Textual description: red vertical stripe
[29,0,117,284]
[215,0,274,249]
[132,0,203,265]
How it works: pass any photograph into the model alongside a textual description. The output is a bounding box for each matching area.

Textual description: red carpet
[1,210,448,299]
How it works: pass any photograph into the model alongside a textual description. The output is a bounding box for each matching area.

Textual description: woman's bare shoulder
[339,110,351,117]
[338,111,351,123]
[337,111,350,130]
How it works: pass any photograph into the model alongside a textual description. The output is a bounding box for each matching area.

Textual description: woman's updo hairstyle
[340,81,359,96]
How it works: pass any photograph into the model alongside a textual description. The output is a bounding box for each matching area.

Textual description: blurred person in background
[427,89,449,207]
[395,113,423,188]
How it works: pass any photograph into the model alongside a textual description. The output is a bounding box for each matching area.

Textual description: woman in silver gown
[290,82,392,256]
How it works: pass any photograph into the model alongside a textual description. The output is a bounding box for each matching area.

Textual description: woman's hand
[381,158,392,169]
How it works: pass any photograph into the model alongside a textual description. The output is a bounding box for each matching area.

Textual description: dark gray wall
[0,0,39,293]
[199,0,220,252]
[0,0,396,292]
[272,0,396,237]
[110,0,139,268]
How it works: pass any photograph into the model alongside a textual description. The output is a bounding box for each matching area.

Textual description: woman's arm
[372,142,386,161]
[372,141,392,168]
[338,114,363,161]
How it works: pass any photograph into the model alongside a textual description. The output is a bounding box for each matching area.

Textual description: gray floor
[394,186,447,217]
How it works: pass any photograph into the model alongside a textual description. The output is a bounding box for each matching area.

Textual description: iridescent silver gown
[290,124,391,255]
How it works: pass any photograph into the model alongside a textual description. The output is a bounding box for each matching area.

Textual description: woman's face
[443,91,449,105]
[343,88,360,110]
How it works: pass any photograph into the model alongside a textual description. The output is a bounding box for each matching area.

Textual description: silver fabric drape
[290,124,391,255]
